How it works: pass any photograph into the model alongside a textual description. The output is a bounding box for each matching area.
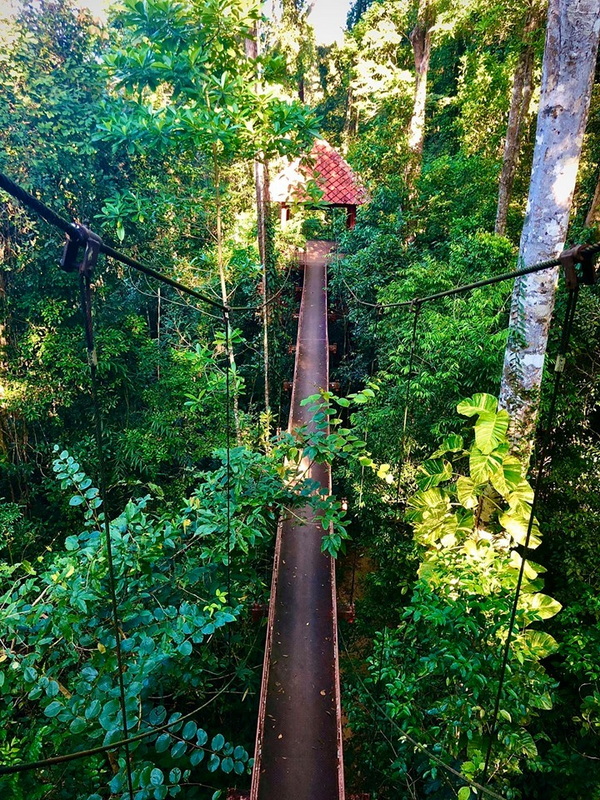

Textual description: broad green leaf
[507,481,534,517]
[150,769,164,788]
[522,593,562,621]
[44,701,63,718]
[196,728,208,746]
[474,409,510,454]
[499,512,541,549]
[211,733,225,751]
[431,433,464,457]
[519,630,559,659]
[456,393,497,417]
[233,745,247,761]
[178,640,192,656]
[70,717,86,734]
[171,740,187,758]
[530,691,554,710]
[182,721,197,739]
[416,458,452,491]
[221,756,234,774]
[207,754,221,772]
[501,456,523,492]
[469,447,503,484]
[456,476,479,509]
[458,787,471,800]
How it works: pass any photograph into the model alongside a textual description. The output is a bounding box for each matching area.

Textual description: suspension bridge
[0,169,598,800]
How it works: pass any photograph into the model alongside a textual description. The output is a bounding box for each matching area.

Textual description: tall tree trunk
[343,86,359,152]
[246,24,273,427]
[495,35,536,235]
[213,152,242,444]
[405,0,433,193]
[255,158,272,419]
[499,0,600,461]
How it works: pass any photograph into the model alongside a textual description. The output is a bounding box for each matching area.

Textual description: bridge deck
[250,241,345,800]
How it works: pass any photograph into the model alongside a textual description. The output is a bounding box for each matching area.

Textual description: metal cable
[0,672,239,776]
[481,284,580,781]
[3,168,598,313]
[0,171,226,312]
[79,268,135,800]
[338,245,600,311]
[223,311,232,608]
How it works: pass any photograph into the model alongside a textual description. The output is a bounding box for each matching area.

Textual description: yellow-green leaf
[499,511,541,549]
[456,475,479,509]
[457,393,498,417]
[474,409,510,454]
[469,447,503,484]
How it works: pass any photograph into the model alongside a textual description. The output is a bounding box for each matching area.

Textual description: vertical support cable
[79,268,135,800]
[396,300,421,502]
[223,310,232,608]
[482,286,579,782]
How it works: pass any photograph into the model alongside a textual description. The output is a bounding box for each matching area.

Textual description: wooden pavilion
[270,138,368,229]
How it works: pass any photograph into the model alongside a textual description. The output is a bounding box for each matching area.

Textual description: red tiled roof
[270,139,368,206]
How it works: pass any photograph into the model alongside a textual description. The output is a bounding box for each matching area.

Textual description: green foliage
[346,396,560,797]
[0,449,256,797]
[99,0,318,163]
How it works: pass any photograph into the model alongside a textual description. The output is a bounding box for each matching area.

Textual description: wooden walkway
[250,241,345,800]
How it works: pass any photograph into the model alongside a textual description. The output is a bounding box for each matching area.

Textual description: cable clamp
[555,354,566,373]
[559,244,597,289]
[60,224,102,277]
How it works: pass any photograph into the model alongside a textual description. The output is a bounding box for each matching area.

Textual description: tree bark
[405,0,433,193]
[499,0,600,461]
[495,39,536,235]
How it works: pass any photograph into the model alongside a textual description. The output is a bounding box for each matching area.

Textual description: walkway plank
[250,241,345,800]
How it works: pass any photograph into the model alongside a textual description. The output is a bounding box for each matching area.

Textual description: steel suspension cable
[337,244,599,311]
[3,168,597,315]
[0,667,242,776]
[79,263,135,800]
[223,311,232,609]
[481,284,580,781]
[0,171,226,312]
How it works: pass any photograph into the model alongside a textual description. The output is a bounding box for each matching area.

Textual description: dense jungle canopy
[0,0,600,798]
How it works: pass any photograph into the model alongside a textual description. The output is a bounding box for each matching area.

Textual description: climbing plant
[347,394,561,796]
